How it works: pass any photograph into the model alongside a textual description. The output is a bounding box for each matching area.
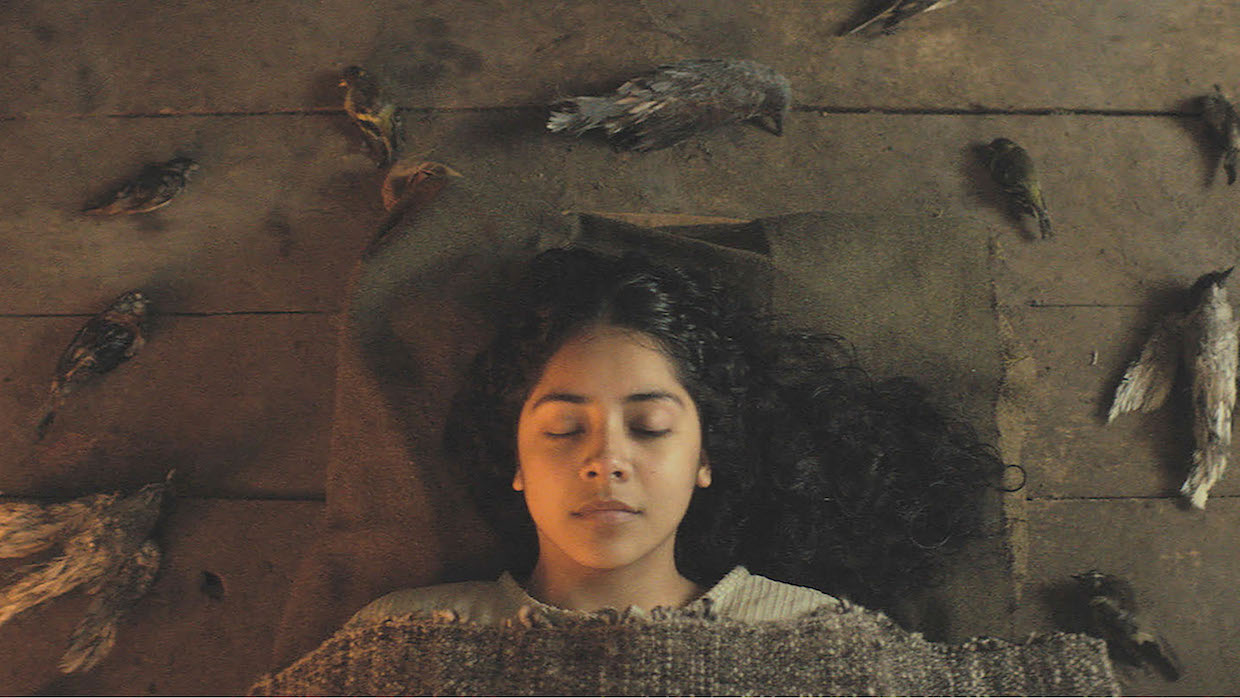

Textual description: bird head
[986,137,1018,154]
[113,290,152,318]
[340,65,368,88]
[1187,267,1234,307]
[167,157,199,176]
[1071,570,1111,594]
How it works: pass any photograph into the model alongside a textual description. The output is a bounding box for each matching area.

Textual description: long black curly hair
[445,246,1011,610]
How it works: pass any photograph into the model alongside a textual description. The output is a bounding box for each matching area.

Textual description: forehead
[533,326,684,394]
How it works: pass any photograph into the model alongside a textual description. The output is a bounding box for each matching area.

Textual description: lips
[573,499,642,517]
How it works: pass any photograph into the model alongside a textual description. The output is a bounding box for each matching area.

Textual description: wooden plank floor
[2,1,1238,693]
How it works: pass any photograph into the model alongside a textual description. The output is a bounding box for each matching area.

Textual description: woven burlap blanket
[252,602,1119,696]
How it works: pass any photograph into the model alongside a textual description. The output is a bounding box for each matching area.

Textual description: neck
[525,545,702,612]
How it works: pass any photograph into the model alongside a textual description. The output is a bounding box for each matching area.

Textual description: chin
[560,536,653,572]
[571,549,642,572]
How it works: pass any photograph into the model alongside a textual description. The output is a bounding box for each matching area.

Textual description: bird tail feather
[1224,146,1237,185]
[35,393,65,441]
[0,552,98,627]
[1035,206,1053,238]
[1182,446,1228,509]
[0,500,93,558]
[61,600,117,674]
[547,97,618,135]
[81,201,124,216]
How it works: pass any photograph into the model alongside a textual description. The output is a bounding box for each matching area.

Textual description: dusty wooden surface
[1,0,1238,694]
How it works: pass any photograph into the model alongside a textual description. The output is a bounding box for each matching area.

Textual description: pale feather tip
[1180,481,1209,510]
[546,111,577,133]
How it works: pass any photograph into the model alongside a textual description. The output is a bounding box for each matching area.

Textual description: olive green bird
[82,157,198,216]
[983,137,1053,239]
[340,66,404,167]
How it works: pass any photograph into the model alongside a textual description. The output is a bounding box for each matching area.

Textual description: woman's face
[515,325,711,574]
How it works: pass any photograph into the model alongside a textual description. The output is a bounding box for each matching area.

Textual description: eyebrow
[530,391,685,409]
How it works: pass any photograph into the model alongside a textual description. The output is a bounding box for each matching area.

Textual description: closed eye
[544,429,583,438]
[631,427,670,438]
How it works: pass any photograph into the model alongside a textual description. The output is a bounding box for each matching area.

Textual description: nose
[581,454,632,481]
[580,425,632,482]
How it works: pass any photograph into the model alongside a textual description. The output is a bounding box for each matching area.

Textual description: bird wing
[1188,305,1238,446]
[1108,313,1185,422]
[121,165,186,213]
[1088,596,1147,666]
[59,540,160,674]
[1133,626,1184,682]
[608,62,758,151]
[1089,595,1182,680]
[1202,86,1239,135]
[989,146,1035,188]
[0,546,108,627]
[0,496,104,558]
[54,318,139,392]
[345,75,383,119]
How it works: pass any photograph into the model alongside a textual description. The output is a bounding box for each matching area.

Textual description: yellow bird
[983,137,1053,239]
[341,66,404,167]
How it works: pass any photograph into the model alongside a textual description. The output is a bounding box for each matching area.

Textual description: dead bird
[341,65,404,167]
[368,160,462,256]
[547,58,791,152]
[1072,571,1182,681]
[82,157,198,215]
[1181,268,1238,509]
[840,0,959,36]
[36,290,151,440]
[380,160,462,212]
[1108,269,1238,509]
[0,474,170,673]
[982,137,1053,239]
[1202,84,1240,185]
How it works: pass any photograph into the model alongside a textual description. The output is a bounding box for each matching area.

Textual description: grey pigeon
[547,58,791,152]
[1107,268,1238,510]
